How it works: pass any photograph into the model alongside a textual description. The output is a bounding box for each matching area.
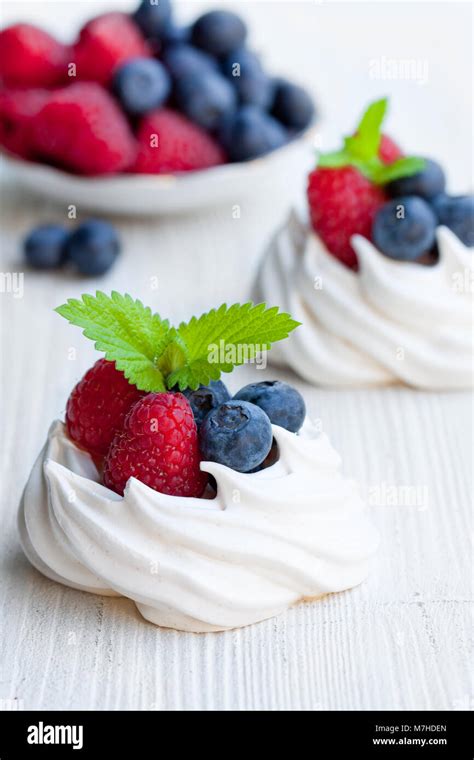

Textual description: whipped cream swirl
[19,420,378,632]
[256,212,473,388]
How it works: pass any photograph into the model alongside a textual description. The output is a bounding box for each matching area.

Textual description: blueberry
[133,0,173,40]
[175,70,236,130]
[65,220,120,276]
[386,158,446,200]
[161,24,189,47]
[431,194,474,247]
[182,380,231,428]
[220,105,287,161]
[199,400,272,472]
[234,380,306,433]
[113,58,171,115]
[270,79,315,131]
[372,197,437,261]
[162,43,217,79]
[24,224,68,269]
[191,10,247,58]
[222,48,274,109]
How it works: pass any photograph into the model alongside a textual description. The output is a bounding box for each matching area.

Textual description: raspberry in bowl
[0,3,317,214]
[19,291,378,632]
[256,98,474,390]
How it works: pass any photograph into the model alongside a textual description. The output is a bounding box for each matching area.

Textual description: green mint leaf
[373,156,426,185]
[344,97,388,160]
[347,155,385,181]
[156,333,188,379]
[317,149,350,168]
[350,154,426,185]
[55,291,170,392]
[168,302,301,391]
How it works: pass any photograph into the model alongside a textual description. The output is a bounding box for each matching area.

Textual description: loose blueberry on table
[307,98,474,269]
[23,219,120,276]
[65,220,121,276]
[57,292,303,496]
[24,224,69,270]
[0,2,316,174]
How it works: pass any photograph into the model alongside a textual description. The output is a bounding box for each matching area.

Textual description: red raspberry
[0,88,48,159]
[31,83,137,175]
[379,134,403,164]
[132,108,226,173]
[0,24,69,87]
[73,13,150,86]
[66,359,145,458]
[103,392,208,498]
[307,166,387,269]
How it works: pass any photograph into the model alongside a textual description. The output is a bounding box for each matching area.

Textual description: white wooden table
[0,0,472,711]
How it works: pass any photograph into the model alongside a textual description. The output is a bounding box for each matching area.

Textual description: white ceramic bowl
[2,127,316,215]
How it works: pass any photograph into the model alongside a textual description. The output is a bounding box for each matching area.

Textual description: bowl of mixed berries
[0,1,316,213]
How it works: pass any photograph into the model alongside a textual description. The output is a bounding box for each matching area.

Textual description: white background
[0,0,472,710]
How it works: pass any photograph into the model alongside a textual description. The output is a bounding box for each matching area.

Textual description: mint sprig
[56,292,300,392]
[318,97,425,185]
